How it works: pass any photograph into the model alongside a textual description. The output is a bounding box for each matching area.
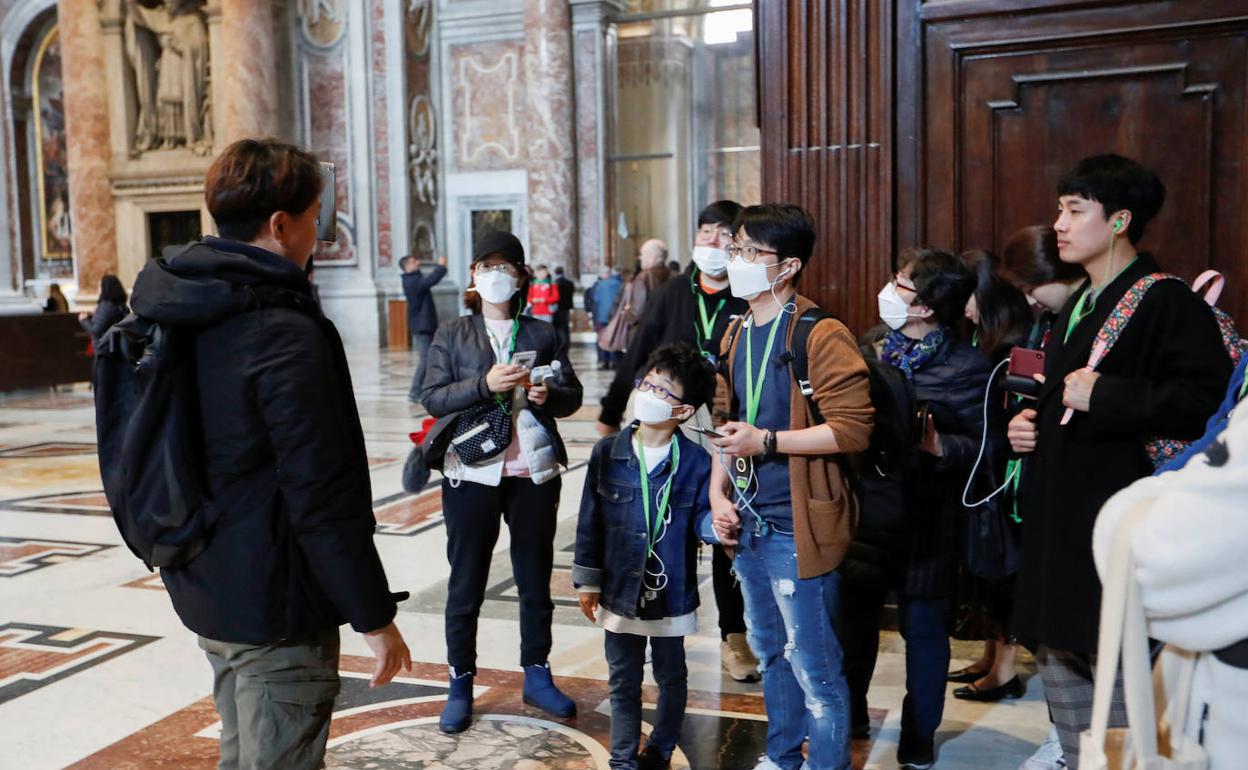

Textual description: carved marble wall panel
[450,41,525,172]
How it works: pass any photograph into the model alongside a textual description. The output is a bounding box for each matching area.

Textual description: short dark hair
[1057,154,1166,244]
[734,203,817,281]
[205,139,323,242]
[554,266,565,276]
[643,342,717,411]
[698,200,743,229]
[98,274,127,305]
[909,248,976,328]
[399,255,416,270]
[1000,225,1083,289]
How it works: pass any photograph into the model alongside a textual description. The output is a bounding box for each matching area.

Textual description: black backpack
[93,287,307,569]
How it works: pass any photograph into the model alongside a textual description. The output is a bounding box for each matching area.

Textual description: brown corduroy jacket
[714,295,874,579]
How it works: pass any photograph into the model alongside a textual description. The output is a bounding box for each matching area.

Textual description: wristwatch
[763,429,778,457]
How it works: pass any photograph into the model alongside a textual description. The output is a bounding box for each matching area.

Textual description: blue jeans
[410,331,433,400]
[734,518,851,770]
[604,631,687,770]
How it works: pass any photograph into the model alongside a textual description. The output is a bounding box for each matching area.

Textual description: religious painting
[32,25,71,265]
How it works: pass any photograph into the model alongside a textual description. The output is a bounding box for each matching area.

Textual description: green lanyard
[745,314,785,425]
[486,318,520,411]
[637,435,680,553]
[1238,374,1248,402]
[690,271,727,358]
[1004,459,1023,523]
[1064,258,1138,344]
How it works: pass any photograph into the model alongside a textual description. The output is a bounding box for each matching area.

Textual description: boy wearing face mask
[574,343,718,770]
[597,200,761,683]
[710,203,873,770]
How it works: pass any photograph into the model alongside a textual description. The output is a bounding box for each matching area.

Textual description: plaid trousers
[1037,645,1128,770]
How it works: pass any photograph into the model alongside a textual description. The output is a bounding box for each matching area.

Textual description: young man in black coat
[402,253,448,401]
[1009,154,1231,769]
[596,200,761,682]
[127,140,411,770]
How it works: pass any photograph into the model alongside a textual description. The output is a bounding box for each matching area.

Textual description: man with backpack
[709,203,873,770]
[99,139,411,770]
[1009,154,1229,769]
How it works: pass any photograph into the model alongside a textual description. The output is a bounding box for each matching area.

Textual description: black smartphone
[316,162,337,242]
[688,426,724,439]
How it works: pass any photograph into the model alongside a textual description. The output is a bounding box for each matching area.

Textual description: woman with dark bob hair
[419,230,584,734]
[841,248,1006,769]
[79,274,129,347]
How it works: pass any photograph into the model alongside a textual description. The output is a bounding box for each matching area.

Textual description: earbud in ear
[1114,218,1125,233]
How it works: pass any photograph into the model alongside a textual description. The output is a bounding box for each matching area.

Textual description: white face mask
[727,255,789,301]
[471,271,518,305]
[634,389,675,424]
[691,245,730,277]
[877,282,922,330]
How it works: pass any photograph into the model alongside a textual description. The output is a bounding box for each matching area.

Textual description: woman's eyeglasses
[474,263,519,278]
[635,379,685,404]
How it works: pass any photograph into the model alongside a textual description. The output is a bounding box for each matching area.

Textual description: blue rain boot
[522,662,577,718]
[439,667,474,733]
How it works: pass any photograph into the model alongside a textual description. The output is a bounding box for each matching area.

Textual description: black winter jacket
[1014,253,1231,654]
[130,237,398,644]
[842,334,1004,597]
[420,314,583,464]
[600,266,747,426]
[80,300,127,345]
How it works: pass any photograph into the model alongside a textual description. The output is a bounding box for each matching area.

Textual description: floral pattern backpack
[1093,270,1245,468]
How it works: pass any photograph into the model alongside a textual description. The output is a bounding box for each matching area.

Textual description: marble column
[213,0,279,144]
[523,0,579,276]
[57,0,117,296]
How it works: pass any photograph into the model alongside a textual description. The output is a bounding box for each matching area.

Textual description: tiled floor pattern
[0,345,1050,769]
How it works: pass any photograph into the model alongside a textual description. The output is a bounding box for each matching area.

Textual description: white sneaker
[750,757,784,770]
[1018,727,1066,770]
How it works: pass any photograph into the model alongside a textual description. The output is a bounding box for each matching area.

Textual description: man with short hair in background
[402,253,448,402]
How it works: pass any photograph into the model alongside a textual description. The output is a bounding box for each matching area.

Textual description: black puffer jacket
[842,333,1004,597]
[80,300,128,345]
[129,236,398,644]
[420,314,583,465]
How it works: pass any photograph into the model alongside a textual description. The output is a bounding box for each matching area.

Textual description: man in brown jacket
[709,204,872,770]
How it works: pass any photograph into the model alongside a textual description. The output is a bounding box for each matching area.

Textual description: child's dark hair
[1001,225,1083,289]
[1057,154,1166,244]
[733,203,817,283]
[642,342,717,411]
[909,247,976,329]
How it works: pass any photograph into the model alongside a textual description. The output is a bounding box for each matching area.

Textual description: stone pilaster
[523,0,578,276]
[58,0,117,294]
[213,0,279,145]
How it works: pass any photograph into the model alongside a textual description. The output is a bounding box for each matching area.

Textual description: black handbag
[447,400,513,465]
[961,501,1021,580]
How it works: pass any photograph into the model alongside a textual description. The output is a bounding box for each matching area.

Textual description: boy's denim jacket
[573,425,715,620]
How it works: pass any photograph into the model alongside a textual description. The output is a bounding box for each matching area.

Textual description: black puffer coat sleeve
[539,327,583,418]
[250,311,396,634]
[420,320,492,416]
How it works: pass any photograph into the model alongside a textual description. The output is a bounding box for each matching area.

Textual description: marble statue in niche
[124,0,212,156]
[409,95,438,206]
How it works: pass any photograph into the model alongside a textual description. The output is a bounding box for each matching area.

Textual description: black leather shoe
[637,745,671,770]
[953,675,1025,702]
[946,665,988,683]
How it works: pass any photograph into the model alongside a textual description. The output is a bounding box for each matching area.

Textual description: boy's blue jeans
[604,630,687,770]
[734,513,852,770]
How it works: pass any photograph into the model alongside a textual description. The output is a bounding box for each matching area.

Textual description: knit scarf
[881,326,947,380]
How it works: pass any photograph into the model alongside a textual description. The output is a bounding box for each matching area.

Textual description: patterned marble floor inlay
[0,537,113,576]
[0,623,158,704]
[3,490,111,516]
[0,442,97,458]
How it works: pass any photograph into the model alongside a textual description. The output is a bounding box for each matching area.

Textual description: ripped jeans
[734,512,851,770]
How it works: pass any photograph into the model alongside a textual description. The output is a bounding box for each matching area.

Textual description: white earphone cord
[961,357,1015,509]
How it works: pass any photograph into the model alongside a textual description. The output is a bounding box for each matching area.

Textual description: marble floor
[0,343,1050,769]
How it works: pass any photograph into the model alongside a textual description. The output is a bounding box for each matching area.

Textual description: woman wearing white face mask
[418,230,584,734]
